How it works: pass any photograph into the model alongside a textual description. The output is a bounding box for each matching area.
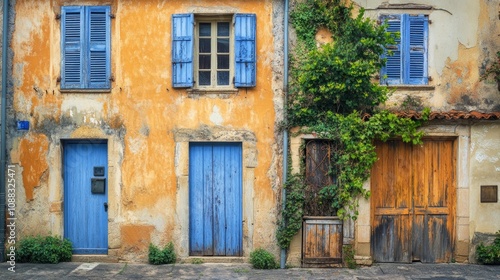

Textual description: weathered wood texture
[304,140,338,216]
[189,142,243,256]
[302,217,343,267]
[371,139,456,263]
[63,141,108,254]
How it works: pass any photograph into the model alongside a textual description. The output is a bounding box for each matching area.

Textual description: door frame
[370,137,457,263]
[173,127,258,258]
[35,132,120,258]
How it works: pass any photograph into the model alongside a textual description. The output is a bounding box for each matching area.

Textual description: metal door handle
[104,202,108,212]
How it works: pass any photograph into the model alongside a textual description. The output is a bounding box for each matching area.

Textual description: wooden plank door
[63,141,108,254]
[411,140,455,263]
[189,142,242,256]
[371,139,455,263]
[372,141,412,262]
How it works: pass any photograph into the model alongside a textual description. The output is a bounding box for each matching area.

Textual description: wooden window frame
[194,15,234,89]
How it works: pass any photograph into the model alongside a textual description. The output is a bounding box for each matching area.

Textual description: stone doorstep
[71,255,119,263]
[181,257,247,264]
[354,255,373,266]
[71,255,247,264]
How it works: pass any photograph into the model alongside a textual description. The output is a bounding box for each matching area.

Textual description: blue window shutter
[61,6,84,89]
[87,6,111,89]
[234,14,256,87]
[172,14,194,88]
[381,14,402,85]
[407,15,428,85]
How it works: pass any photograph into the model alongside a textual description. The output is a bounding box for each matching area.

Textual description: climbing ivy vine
[277,0,429,249]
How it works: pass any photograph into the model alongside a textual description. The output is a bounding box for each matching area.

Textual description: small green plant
[277,173,305,249]
[148,242,176,265]
[480,51,500,91]
[118,263,128,274]
[191,258,204,264]
[233,267,250,273]
[476,231,500,265]
[17,235,72,264]
[249,248,279,269]
[342,245,357,269]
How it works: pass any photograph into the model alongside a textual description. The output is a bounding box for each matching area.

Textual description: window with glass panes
[196,18,232,88]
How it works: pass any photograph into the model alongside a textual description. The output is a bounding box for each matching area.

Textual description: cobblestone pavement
[0,262,499,279]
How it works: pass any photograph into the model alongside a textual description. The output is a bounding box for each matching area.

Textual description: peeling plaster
[363,0,480,75]
[61,97,104,113]
[474,152,499,163]
[12,2,48,55]
[19,133,49,201]
[209,105,224,125]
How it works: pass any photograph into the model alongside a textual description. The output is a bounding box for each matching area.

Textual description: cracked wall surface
[359,0,500,264]
[8,0,285,262]
[362,0,500,112]
[284,0,500,265]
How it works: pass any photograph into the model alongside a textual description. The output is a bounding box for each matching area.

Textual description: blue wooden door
[189,142,242,256]
[63,141,108,254]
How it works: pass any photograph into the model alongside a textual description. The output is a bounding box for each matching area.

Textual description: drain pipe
[0,0,10,263]
[280,0,290,269]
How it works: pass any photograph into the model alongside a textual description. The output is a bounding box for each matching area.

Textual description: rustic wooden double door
[371,139,456,263]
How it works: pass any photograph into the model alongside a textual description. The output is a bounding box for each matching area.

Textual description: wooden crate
[302,216,343,267]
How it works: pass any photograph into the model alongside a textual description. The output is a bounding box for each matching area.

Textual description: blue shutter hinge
[109,75,115,82]
[57,76,61,83]
[55,14,61,20]
[428,19,432,24]
[110,14,116,19]
[428,76,433,81]
[232,77,235,85]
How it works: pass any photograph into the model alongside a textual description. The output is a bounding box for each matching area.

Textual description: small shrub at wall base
[476,231,500,265]
[342,245,357,269]
[148,242,176,265]
[249,248,279,269]
[17,235,73,264]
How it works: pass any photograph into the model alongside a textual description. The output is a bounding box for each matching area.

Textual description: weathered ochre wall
[361,0,500,112]
[9,0,284,262]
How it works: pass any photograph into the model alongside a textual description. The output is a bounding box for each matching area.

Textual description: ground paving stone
[0,262,499,279]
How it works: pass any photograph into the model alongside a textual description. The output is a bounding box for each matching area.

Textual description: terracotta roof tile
[393,110,500,120]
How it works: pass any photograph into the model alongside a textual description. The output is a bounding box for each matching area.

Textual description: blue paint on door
[64,141,108,254]
[189,142,242,256]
